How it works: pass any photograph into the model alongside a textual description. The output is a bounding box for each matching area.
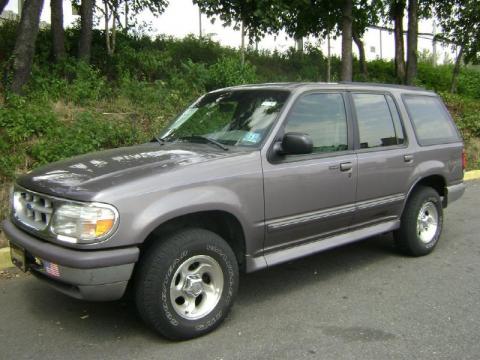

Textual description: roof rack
[337,81,429,91]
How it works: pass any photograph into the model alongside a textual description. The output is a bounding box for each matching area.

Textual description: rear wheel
[135,228,239,340]
[394,186,443,256]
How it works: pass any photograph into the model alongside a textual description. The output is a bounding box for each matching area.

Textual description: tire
[134,228,239,340]
[394,186,443,256]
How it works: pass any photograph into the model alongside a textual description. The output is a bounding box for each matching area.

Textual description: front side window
[284,93,348,153]
[403,95,460,146]
[159,90,290,147]
[353,93,403,149]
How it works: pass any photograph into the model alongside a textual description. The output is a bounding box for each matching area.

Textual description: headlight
[51,203,118,244]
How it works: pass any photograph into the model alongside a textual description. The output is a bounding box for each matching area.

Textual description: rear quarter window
[403,95,460,146]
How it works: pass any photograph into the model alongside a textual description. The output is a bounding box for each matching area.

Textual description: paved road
[1,181,479,360]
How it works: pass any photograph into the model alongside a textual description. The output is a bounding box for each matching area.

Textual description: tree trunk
[124,0,128,30]
[405,0,418,85]
[0,0,9,15]
[104,1,111,55]
[451,46,464,93]
[111,4,117,55]
[78,0,94,62]
[50,0,65,61]
[341,0,353,81]
[353,31,367,80]
[10,0,44,94]
[392,0,406,83]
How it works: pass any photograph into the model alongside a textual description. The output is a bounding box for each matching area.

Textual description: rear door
[262,91,357,254]
[350,92,414,228]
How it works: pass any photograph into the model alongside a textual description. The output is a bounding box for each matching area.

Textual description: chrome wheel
[169,255,224,320]
[416,201,439,244]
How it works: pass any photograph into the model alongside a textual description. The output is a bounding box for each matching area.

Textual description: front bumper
[2,219,139,301]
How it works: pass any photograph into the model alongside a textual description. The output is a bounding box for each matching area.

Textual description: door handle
[404,154,414,163]
[340,162,353,172]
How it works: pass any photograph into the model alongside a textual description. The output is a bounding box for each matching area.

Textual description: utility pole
[379,28,383,59]
[432,20,437,66]
[327,33,331,82]
[18,0,24,17]
[198,7,202,38]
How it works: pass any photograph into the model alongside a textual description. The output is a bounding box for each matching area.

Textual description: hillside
[1,21,479,220]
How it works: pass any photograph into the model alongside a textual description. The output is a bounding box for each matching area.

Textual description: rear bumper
[446,182,466,206]
[2,219,139,301]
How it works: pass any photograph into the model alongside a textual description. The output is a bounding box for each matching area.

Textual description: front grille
[14,189,53,231]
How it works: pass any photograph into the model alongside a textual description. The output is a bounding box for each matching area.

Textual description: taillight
[462,149,467,171]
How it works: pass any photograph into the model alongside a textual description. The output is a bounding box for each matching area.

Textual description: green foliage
[0,96,59,177]
[457,69,480,99]
[30,111,137,165]
[206,57,257,90]
[0,18,479,185]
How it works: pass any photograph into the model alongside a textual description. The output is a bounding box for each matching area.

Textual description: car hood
[16,142,243,199]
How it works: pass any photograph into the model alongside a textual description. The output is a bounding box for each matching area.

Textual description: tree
[435,0,480,93]
[351,1,382,80]
[97,0,169,56]
[194,0,377,81]
[389,0,406,83]
[51,0,65,61]
[0,0,9,15]
[341,0,353,81]
[78,0,94,61]
[193,0,284,42]
[405,0,418,85]
[10,0,45,94]
[352,32,367,79]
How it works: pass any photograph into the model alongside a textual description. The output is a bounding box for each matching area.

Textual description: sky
[3,0,458,64]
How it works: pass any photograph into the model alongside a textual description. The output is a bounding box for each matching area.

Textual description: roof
[220,82,434,95]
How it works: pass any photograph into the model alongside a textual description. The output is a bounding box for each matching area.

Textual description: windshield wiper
[179,135,229,151]
[152,135,166,145]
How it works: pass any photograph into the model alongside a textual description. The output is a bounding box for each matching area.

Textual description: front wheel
[394,186,443,256]
[134,228,239,340]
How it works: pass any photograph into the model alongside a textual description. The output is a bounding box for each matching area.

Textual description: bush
[206,56,258,90]
[30,111,138,165]
[0,96,59,177]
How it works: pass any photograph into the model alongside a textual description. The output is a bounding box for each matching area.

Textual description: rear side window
[352,93,404,148]
[284,93,348,153]
[403,95,460,146]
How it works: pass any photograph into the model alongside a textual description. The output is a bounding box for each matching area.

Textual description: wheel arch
[403,174,447,212]
[140,210,247,270]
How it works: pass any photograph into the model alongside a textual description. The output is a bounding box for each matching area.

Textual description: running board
[245,220,400,272]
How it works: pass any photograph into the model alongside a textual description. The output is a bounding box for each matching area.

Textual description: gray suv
[4,82,466,339]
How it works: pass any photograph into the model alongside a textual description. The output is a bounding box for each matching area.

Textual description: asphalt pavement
[1,181,479,360]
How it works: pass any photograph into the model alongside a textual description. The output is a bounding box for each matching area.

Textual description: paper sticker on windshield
[261,101,277,107]
[243,132,261,143]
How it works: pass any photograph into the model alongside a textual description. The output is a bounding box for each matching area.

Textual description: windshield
[159,90,290,148]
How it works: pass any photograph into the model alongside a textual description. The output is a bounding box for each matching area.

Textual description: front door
[262,92,357,255]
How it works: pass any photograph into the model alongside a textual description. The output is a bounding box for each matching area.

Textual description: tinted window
[353,94,401,148]
[403,95,460,146]
[284,93,348,153]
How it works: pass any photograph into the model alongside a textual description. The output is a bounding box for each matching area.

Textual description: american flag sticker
[43,261,61,277]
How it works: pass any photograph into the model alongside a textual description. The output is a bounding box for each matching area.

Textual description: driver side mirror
[274,132,313,155]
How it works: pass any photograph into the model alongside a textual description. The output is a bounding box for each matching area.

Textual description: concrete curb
[464,170,480,181]
[0,171,479,271]
[0,247,13,270]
